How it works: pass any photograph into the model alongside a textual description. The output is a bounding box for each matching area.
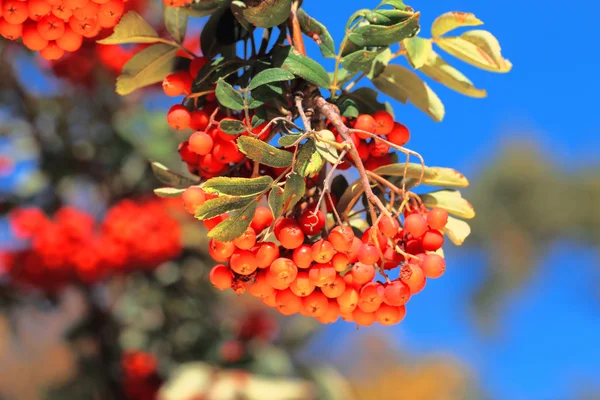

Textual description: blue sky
[299,1,600,399]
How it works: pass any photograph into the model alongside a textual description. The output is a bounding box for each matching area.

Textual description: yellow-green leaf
[208,203,257,242]
[243,0,292,28]
[436,30,512,73]
[443,215,471,245]
[371,65,445,122]
[419,50,487,98]
[421,167,470,188]
[154,187,185,198]
[117,44,177,95]
[202,176,273,196]
[97,11,159,45]
[282,173,306,213]
[268,186,284,218]
[237,136,293,168]
[373,163,438,180]
[403,36,432,69]
[151,162,199,188]
[314,130,339,164]
[195,196,253,220]
[431,11,483,38]
[420,189,476,219]
[164,5,187,44]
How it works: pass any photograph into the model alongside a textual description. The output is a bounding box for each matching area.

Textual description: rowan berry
[405,238,424,255]
[302,291,329,317]
[352,308,376,326]
[346,236,363,264]
[0,19,23,39]
[28,0,51,20]
[422,229,444,251]
[189,110,209,131]
[328,225,355,253]
[375,304,406,326]
[209,239,235,262]
[337,286,359,311]
[233,227,256,250]
[289,271,315,297]
[56,26,82,52]
[163,73,189,97]
[181,186,206,215]
[308,262,336,287]
[212,139,239,164]
[358,282,384,312]
[40,42,64,60]
[250,207,273,233]
[354,114,376,139]
[198,153,225,174]
[299,207,325,236]
[387,122,410,146]
[357,244,379,265]
[421,254,446,279]
[372,110,395,135]
[383,280,411,306]
[378,216,400,238]
[73,1,99,21]
[269,257,298,287]
[275,220,304,250]
[230,250,257,275]
[331,252,350,273]
[22,22,48,51]
[3,1,28,24]
[167,105,191,130]
[317,300,340,324]
[262,293,277,308]
[37,14,65,41]
[361,227,387,249]
[255,242,279,269]
[99,0,124,20]
[321,275,346,298]
[247,272,276,298]
[188,131,213,155]
[350,263,376,285]
[401,263,426,294]
[369,139,391,157]
[52,5,73,21]
[292,245,313,269]
[311,239,335,264]
[275,289,302,316]
[427,207,449,230]
[204,215,225,231]
[209,264,233,290]
[404,213,428,237]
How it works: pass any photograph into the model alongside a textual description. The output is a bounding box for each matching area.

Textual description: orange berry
[372,110,394,135]
[345,236,363,264]
[375,304,406,326]
[308,263,336,287]
[209,265,233,290]
[327,225,354,253]
[40,41,65,60]
[69,16,98,37]
[421,254,445,278]
[3,1,28,24]
[311,239,335,264]
[181,186,206,215]
[331,252,350,273]
[73,1,99,20]
[92,0,110,4]
[358,282,384,312]
[22,22,48,51]
[354,114,376,139]
[383,280,411,306]
[250,206,273,233]
[321,275,346,299]
[275,289,302,316]
[46,0,63,5]
[269,257,298,287]
[233,227,256,250]
[275,220,305,250]
[404,213,428,237]
[247,272,275,298]
[98,12,119,28]
[99,0,124,20]
[378,216,400,237]
[28,0,51,20]
[55,26,82,52]
[387,122,410,146]
[292,245,313,269]
[0,20,23,39]
[317,300,340,324]
[350,263,376,285]
[340,311,354,322]
[204,215,225,231]
[302,291,328,317]
[401,264,426,294]
[167,104,191,130]
[357,243,379,265]
[255,242,279,269]
[38,14,65,41]
[298,207,325,236]
[262,293,277,308]
[230,249,257,275]
[189,110,209,131]
[427,207,449,230]
[162,72,190,97]
[208,239,235,262]
[64,0,90,9]
[188,131,213,155]
[266,270,289,290]
[211,138,239,164]
[288,271,315,297]
[422,229,444,251]
[352,308,376,326]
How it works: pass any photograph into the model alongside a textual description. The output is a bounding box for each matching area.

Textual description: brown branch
[289,0,306,56]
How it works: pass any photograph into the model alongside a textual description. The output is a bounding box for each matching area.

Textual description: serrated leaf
[202,176,273,196]
[297,9,335,58]
[97,11,159,45]
[164,6,187,43]
[219,119,246,134]
[371,65,445,122]
[282,173,306,213]
[242,0,292,28]
[315,130,340,164]
[348,12,420,47]
[436,30,512,73]
[208,202,257,242]
[117,44,177,95]
[404,36,432,69]
[443,215,471,245]
[373,163,438,180]
[248,68,295,90]
[215,80,245,110]
[420,189,475,219]
[278,134,302,147]
[420,50,487,98]
[154,187,186,198]
[151,162,199,188]
[237,136,293,168]
[431,11,483,38]
[421,167,470,188]
[195,196,253,220]
[272,45,330,88]
[341,48,386,74]
[268,186,284,218]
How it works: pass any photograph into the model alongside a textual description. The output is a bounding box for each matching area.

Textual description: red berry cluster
[122,351,160,400]
[4,199,181,289]
[0,0,126,60]
[182,186,449,327]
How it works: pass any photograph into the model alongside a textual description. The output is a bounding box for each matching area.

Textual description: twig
[327,192,343,225]
[289,0,306,55]
[294,94,311,131]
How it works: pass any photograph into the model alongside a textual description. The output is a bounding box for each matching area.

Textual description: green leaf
[195,196,253,220]
[153,187,186,198]
[431,11,483,38]
[278,134,302,148]
[201,6,249,59]
[341,48,386,74]
[421,166,470,188]
[419,51,487,98]
[151,162,199,188]
[378,0,408,9]
[272,46,330,88]
[373,163,438,180]
[219,119,246,134]
[164,6,187,43]
[202,176,273,196]
[331,175,349,202]
[366,10,414,26]
[208,202,257,242]
[230,1,252,31]
[420,189,476,219]
[314,130,340,164]
[367,48,393,79]
[297,9,336,58]
[215,80,245,110]
[337,87,391,118]
[371,64,445,122]
[237,136,293,168]
[305,151,324,177]
[403,36,432,69]
[348,12,420,47]
[242,0,292,28]
[268,186,284,218]
[443,215,471,245]
[345,9,370,31]
[97,11,159,45]
[251,110,266,128]
[282,173,306,213]
[436,30,512,73]
[182,0,225,18]
[295,139,322,177]
[117,44,177,95]
[248,68,295,90]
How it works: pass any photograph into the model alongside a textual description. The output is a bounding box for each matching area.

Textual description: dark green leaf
[272,45,330,88]
[164,6,187,43]
[117,44,177,95]
[331,175,349,201]
[219,119,246,134]
[282,173,306,213]
[151,162,199,188]
[208,203,257,242]
[215,80,245,110]
[195,196,253,220]
[230,1,251,30]
[341,48,386,74]
[182,0,225,18]
[378,0,408,9]
[250,83,284,104]
[337,87,391,117]
[97,11,159,45]
[154,187,186,198]
[345,9,370,31]
[268,186,284,218]
[297,9,336,58]
[202,176,273,196]
[201,6,249,58]
[248,68,295,90]
[192,57,246,91]
[252,109,267,128]
[366,10,413,26]
[404,36,432,69]
[242,0,292,28]
[237,136,293,168]
[278,134,302,147]
[348,12,420,47]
